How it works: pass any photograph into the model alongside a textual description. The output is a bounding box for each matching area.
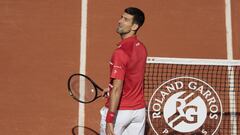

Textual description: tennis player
[100,7,147,135]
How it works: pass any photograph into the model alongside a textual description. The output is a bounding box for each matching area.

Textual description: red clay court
[0,0,240,135]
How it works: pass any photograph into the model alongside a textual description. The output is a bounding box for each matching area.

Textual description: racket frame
[67,73,103,103]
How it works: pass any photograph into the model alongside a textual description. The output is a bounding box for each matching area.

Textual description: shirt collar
[117,35,137,46]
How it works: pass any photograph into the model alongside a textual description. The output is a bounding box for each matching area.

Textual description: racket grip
[103,92,109,97]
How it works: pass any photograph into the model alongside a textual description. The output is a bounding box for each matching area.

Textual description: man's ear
[131,24,139,31]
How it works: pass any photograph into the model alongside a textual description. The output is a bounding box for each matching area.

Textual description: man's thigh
[123,108,146,135]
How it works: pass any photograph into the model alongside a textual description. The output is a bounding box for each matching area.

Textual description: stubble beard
[116,27,131,37]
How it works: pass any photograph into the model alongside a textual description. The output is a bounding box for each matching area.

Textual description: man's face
[116,13,135,35]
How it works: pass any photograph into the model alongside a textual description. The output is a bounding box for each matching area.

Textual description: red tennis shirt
[105,36,147,110]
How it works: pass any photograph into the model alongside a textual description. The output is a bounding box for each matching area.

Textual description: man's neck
[120,32,136,39]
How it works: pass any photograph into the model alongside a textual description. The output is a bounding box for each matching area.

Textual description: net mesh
[144,57,240,135]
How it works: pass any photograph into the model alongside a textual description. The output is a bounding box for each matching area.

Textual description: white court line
[79,0,88,134]
[225,0,233,60]
[225,0,237,134]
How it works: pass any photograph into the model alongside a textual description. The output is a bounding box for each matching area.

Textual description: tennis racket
[67,73,106,103]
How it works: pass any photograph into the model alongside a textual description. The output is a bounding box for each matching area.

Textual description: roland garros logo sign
[148,77,222,135]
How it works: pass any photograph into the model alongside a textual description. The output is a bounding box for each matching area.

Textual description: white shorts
[100,106,146,135]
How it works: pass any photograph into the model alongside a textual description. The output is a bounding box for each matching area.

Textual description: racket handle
[103,92,109,97]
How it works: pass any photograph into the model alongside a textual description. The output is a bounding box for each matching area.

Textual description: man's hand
[102,87,109,98]
[106,123,115,135]
[102,84,113,97]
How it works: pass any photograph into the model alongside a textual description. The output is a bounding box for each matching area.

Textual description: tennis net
[144,57,240,135]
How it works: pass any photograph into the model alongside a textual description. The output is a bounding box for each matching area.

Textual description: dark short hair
[124,7,145,30]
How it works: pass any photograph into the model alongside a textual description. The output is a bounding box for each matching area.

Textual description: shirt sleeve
[110,49,129,80]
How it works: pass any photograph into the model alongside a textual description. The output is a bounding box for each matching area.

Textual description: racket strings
[69,75,97,103]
